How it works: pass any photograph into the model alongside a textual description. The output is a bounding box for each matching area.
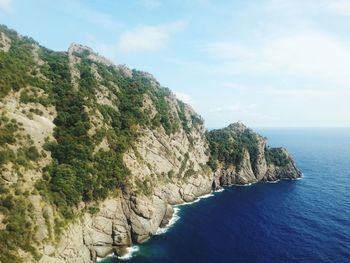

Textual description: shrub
[265,148,289,166]
[25,146,40,161]
[207,128,259,170]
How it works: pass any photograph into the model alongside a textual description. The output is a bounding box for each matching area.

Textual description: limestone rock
[0,31,11,52]
[0,26,301,263]
[212,123,301,185]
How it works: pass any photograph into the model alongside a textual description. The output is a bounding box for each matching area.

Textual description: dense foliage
[36,49,135,219]
[0,25,40,99]
[265,147,289,166]
[0,191,40,263]
[35,45,184,219]
[0,114,41,261]
[0,24,203,261]
[208,126,290,170]
[207,128,259,170]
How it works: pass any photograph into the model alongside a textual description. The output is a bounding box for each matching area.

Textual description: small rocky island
[0,25,301,263]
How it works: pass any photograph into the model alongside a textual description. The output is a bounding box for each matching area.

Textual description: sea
[101,128,350,263]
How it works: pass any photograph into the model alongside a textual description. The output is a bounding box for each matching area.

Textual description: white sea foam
[199,193,214,199]
[233,182,253,187]
[214,188,224,193]
[156,192,218,234]
[293,174,303,180]
[179,198,200,206]
[97,253,113,262]
[117,246,139,260]
[179,192,215,206]
[267,179,280,184]
[156,207,180,235]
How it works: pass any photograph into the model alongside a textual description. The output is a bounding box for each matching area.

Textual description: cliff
[0,25,301,263]
[208,122,301,187]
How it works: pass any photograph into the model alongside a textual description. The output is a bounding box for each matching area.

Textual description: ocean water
[102,128,350,263]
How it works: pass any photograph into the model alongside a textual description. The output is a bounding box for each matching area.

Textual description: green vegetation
[178,153,189,177]
[0,25,203,261]
[37,49,98,218]
[36,47,178,220]
[150,88,178,135]
[177,101,190,133]
[184,168,196,178]
[0,116,18,145]
[88,206,100,215]
[0,113,41,169]
[0,25,41,99]
[208,126,291,170]
[0,193,40,263]
[207,128,259,170]
[265,147,289,166]
[0,114,42,260]
[0,149,15,166]
[134,178,153,196]
[20,88,52,106]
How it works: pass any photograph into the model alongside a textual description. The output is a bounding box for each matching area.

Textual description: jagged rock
[43,245,55,255]
[211,122,301,186]
[0,31,11,52]
[92,246,113,258]
[0,25,301,263]
[113,225,131,246]
[68,43,114,66]
[0,169,18,183]
[84,227,113,246]
[160,205,174,227]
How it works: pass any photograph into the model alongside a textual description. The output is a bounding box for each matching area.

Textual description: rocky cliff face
[209,122,301,188]
[0,25,301,263]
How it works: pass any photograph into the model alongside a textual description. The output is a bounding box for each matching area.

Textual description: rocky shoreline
[38,123,301,263]
[0,26,301,263]
[100,175,303,262]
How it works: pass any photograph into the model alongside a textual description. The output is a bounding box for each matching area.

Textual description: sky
[1,0,350,128]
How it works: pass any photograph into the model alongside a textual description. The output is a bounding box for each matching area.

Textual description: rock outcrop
[211,122,301,187]
[0,24,301,263]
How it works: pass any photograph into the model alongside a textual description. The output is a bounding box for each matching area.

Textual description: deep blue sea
[103,128,350,263]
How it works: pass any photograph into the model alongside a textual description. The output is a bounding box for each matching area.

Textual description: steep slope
[0,25,301,263]
[208,122,302,187]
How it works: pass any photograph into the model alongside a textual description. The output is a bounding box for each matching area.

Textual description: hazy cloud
[0,0,12,12]
[261,87,336,98]
[205,42,256,59]
[267,0,350,16]
[328,0,350,16]
[210,103,257,114]
[174,91,193,105]
[206,32,350,86]
[118,21,187,53]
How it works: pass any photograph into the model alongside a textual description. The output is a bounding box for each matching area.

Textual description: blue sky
[1,0,350,128]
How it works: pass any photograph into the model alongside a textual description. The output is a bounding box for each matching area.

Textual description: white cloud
[118,21,187,53]
[327,0,350,16]
[206,32,350,86]
[261,87,336,98]
[210,103,257,113]
[174,91,193,105]
[0,0,12,12]
[267,0,350,17]
[207,103,274,127]
[205,43,256,59]
[222,83,243,90]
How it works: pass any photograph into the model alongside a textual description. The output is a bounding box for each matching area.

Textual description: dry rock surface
[0,26,301,263]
